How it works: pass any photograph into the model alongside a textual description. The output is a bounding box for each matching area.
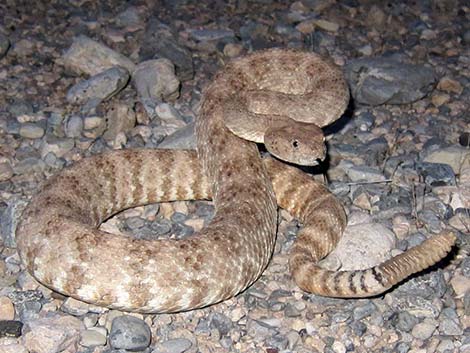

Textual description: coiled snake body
[16,49,455,313]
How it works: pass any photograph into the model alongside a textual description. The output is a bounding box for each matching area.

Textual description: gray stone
[153,338,192,353]
[61,35,135,76]
[393,311,419,332]
[462,256,470,278]
[396,270,448,299]
[350,321,367,336]
[345,58,436,105]
[354,111,375,131]
[246,318,278,340]
[209,312,233,337]
[80,327,107,347]
[171,223,194,238]
[439,318,464,336]
[133,59,180,102]
[464,30,470,45]
[391,294,441,319]
[418,209,443,233]
[19,123,45,139]
[64,115,84,138]
[416,162,456,186]
[115,6,143,29]
[284,303,301,317]
[66,66,130,105]
[422,146,470,175]
[394,342,410,353]
[265,334,289,351]
[188,29,235,42]
[109,315,151,351]
[353,302,376,320]
[170,212,187,223]
[342,163,386,183]
[436,339,454,352]
[0,161,13,182]
[411,320,437,339]
[125,216,145,230]
[140,18,194,81]
[150,219,172,236]
[14,157,46,175]
[1,197,29,247]
[8,100,33,117]
[158,123,196,150]
[0,320,23,338]
[40,135,75,159]
[0,33,10,59]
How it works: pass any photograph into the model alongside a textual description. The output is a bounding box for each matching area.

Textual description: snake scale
[16,49,456,313]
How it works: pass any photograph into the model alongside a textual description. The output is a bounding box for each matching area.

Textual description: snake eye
[292,140,299,148]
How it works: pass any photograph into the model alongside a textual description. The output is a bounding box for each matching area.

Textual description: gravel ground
[0,1,469,353]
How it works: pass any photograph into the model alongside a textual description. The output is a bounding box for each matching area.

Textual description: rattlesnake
[16,49,456,313]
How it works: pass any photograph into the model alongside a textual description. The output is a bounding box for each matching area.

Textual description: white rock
[325,222,396,270]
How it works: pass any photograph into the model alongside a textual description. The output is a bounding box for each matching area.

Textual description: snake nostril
[292,140,299,148]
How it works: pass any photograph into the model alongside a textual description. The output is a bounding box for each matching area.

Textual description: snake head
[264,122,326,166]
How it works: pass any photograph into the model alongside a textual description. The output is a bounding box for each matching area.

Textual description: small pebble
[19,123,45,139]
[0,297,15,321]
[109,315,151,351]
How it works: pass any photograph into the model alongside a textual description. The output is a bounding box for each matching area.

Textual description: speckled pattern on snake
[16,49,456,313]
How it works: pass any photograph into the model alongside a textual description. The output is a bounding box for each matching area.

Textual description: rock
[464,30,470,45]
[345,58,436,105]
[0,343,28,353]
[188,28,235,42]
[155,103,185,122]
[158,123,196,150]
[153,338,193,353]
[140,18,194,81]
[423,146,470,175]
[312,19,340,32]
[66,66,130,105]
[80,327,107,347]
[115,6,144,31]
[341,162,386,183]
[392,311,419,332]
[431,93,450,107]
[437,76,463,95]
[40,135,75,159]
[61,297,91,316]
[64,115,84,138]
[353,302,376,320]
[109,315,151,351]
[411,319,437,339]
[102,102,136,142]
[0,197,29,248]
[0,161,13,182]
[0,33,10,59]
[460,132,470,148]
[324,222,396,270]
[210,312,233,337]
[395,270,448,300]
[18,123,45,139]
[83,116,107,139]
[133,59,180,102]
[0,320,23,338]
[246,319,278,341]
[61,35,135,76]
[439,317,463,336]
[0,297,15,321]
[416,162,456,186]
[12,39,35,57]
[22,316,81,353]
